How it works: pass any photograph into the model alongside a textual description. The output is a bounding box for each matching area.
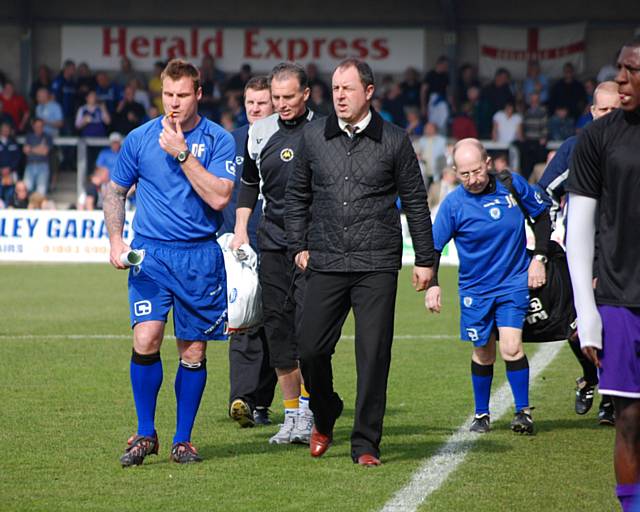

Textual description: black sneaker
[511,409,534,435]
[575,377,595,415]
[119,432,159,467]
[170,442,203,464]
[229,398,255,428]
[469,414,491,433]
[253,407,272,426]
[598,400,615,426]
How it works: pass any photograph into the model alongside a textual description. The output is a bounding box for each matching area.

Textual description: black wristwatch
[176,150,189,163]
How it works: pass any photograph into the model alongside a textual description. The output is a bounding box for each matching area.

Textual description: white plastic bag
[217,233,262,332]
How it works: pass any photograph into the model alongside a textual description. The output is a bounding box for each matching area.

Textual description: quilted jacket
[285,109,435,272]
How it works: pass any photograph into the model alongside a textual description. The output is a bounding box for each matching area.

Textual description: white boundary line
[381,340,565,512]
[0,334,456,341]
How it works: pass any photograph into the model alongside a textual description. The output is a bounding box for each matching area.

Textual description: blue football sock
[174,359,207,444]
[471,360,493,415]
[506,356,530,412]
[130,350,163,437]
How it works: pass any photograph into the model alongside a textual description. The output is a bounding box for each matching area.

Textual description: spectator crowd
[0,54,614,212]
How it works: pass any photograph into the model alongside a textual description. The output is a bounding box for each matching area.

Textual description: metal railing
[16,135,110,201]
[11,136,565,200]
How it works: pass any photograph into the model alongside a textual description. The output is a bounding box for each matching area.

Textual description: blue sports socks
[471,360,494,415]
[130,350,163,437]
[506,356,530,412]
[174,359,207,443]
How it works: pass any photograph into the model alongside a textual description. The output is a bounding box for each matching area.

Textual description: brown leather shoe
[357,453,381,467]
[310,426,332,457]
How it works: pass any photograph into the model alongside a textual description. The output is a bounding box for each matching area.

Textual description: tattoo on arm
[103,181,129,239]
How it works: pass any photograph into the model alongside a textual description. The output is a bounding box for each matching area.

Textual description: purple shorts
[598,305,640,398]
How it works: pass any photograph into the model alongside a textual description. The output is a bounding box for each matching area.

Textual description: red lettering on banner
[153,37,166,56]
[190,28,198,57]
[102,27,126,56]
[167,38,187,59]
[371,39,389,59]
[312,38,326,58]
[287,39,309,60]
[131,36,149,57]
[329,39,347,58]
[351,38,367,58]
[244,29,261,58]
[202,31,223,58]
[265,38,283,59]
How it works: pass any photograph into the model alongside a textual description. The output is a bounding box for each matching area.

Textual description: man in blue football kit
[426,138,551,434]
[103,59,235,466]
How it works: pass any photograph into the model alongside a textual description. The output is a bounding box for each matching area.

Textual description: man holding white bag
[219,76,277,428]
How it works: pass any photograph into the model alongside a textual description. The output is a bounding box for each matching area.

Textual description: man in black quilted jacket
[285,58,435,467]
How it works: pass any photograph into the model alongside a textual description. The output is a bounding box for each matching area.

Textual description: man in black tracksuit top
[234,63,316,445]
[285,59,435,466]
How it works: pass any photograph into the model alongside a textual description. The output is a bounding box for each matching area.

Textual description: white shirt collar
[338,110,372,136]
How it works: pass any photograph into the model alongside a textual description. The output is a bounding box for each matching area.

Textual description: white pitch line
[0,333,456,341]
[381,340,565,512]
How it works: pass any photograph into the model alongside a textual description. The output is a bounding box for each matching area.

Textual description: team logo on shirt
[235,155,244,166]
[489,207,501,220]
[280,148,294,162]
[225,160,237,176]
[463,296,473,307]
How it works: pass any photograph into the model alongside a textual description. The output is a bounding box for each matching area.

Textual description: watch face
[177,151,188,163]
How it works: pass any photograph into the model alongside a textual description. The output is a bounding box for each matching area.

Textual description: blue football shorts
[459,290,529,347]
[127,234,228,341]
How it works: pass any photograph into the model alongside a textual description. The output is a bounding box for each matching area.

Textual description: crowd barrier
[12,136,563,201]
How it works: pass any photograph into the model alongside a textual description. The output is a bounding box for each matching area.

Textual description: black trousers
[259,250,306,369]
[228,324,277,410]
[299,270,398,461]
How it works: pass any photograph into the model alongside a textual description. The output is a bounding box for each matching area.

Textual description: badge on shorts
[280,148,294,162]
[489,207,501,220]
[463,296,473,307]
[134,300,152,316]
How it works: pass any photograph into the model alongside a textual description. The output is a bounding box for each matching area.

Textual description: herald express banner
[478,23,586,80]
[0,210,134,263]
[61,26,425,73]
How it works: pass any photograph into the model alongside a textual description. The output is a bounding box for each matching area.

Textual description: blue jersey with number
[433,173,546,298]
[112,116,236,241]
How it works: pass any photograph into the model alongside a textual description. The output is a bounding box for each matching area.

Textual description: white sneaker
[290,409,314,445]
[269,413,296,445]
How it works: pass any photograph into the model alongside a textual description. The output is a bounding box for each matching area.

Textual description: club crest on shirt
[489,207,501,220]
[280,148,294,162]
[235,155,244,166]
[463,296,473,307]
[534,191,544,204]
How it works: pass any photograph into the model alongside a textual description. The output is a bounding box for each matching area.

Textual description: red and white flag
[478,23,586,80]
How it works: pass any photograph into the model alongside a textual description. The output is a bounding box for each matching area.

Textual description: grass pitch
[0,264,617,511]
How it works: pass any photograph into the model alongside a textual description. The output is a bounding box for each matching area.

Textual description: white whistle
[120,249,145,267]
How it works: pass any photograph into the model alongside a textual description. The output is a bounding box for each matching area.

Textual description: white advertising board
[0,210,134,263]
[62,25,425,73]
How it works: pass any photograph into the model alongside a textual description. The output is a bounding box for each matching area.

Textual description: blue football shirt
[112,116,236,241]
[433,173,546,298]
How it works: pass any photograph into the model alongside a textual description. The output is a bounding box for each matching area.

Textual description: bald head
[591,80,620,120]
[452,138,488,168]
[452,138,491,194]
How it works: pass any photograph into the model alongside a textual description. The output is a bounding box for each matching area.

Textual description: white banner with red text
[478,23,586,80]
[0,210,134,263]
[61,25,425,74]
